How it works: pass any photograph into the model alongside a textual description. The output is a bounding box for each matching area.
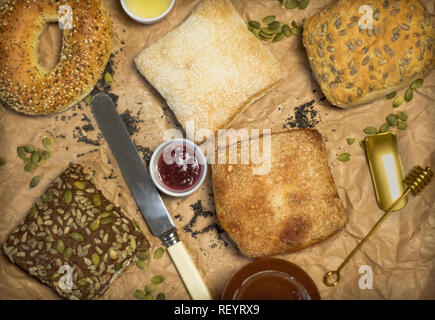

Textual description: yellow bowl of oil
[121,0,175,24]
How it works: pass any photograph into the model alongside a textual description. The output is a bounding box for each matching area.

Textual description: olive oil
[124,0,172,19]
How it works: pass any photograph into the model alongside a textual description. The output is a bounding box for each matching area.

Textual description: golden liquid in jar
[124,0,172,19]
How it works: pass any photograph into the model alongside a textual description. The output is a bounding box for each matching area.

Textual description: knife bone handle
[167,241,212,300]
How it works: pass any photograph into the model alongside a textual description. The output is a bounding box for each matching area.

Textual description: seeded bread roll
[2,164,150,300]
[302,0,435,108]
[212,129,347,258]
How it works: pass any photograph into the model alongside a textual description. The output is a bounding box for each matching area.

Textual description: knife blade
[91,93,211,300]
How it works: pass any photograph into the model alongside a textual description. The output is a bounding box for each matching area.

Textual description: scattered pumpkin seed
[98,211,111,219]
[392,96,404,108]
[100,216,113,225]
[145,283,157,293]
[248,20,261,29]
[0,157,6,166]
[92,194,102,206]
[17,147,26,160]
[91,253,100,266]
[397,121,408,130]
[138,251,149,261]
[144,293,153,300]
[24,161,35,172]
[397,111,408,121]
[28,206,37,218]
[78,278,89,287]
[104,72,113,86]
[363,126,377,135]
[156,293,166,300]
[42,136,52,149]
[268,21,281,30]
[151,275,165,284]
[291,26,301,35]
[63,247,73,260]
[404,88,413,102]
[360,140,366,151]
[154,247,165,259]
[90,219,100,231]
[298,0,310,9]
[56,240,65,254]
[40,150,51,160]
[134,289,146,300]
[73,181,87,190]
[337,153,351,162]
[379,122,391,133]
[273,33,284,42]
[346,138,355,145]
[136,259,146,270]
[70,232,84,242]
[386,92,397,99]
[29,176,40,189]
[31,151,40,164]
[263,16,275,25]
[282,24,291,37]
[23,144,35,153]
[410,78,423,90]
[284,0,298,9]
[41,193,53,202]
[64,190,72,204]
[386,114,398,126]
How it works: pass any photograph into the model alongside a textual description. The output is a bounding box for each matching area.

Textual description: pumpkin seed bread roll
[0,0,112,115]
[2,164,150,300]
[302,0,435,108]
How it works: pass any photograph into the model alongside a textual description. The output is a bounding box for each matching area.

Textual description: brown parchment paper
[0,0,434,300]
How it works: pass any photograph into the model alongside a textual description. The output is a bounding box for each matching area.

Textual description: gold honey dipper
[323,165,433,287]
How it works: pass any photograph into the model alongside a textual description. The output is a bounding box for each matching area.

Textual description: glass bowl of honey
[120,0,175,24]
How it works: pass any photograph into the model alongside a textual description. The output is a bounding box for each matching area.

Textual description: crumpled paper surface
[0,0,434,300]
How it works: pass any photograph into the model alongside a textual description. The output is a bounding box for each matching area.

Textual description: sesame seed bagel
[0,0,112,115]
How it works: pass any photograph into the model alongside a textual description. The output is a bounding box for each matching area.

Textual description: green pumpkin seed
[346,138,355,145]
[273,33,284,42]
[363,126,377,135]
[263,16,275,25]
[151,275,165,284]
[42,136,52,149]
[392,96,404,108]
[92,194,102,206]
[145,283,157,293]
[410,78,423,90]
[298,0,310,10]
[90,219,100,231]
[104,72,113,86]
[51,271,61,281]
[385,91,396,99]
[397,111,408,121]
[70,232,84,242]
[29,176,41,189]
[40,150,51,159]
[78,278,89,287]
[260,27,278,36]
[73,181,87,190]
[282,24,291,37]
[23,144,35,153]
[386,114,398,126]
[136,259,146,270]
[359,140,366,151]
[28,206,38,218]
[0,157,6,166]
[100,216,113,225]
[115,262,123,271]
[24,161,35,172]
[138,251,149,261]
[379,122,391,133]
[291,26,301,35]
[404,88,413,102]
[41,194,52,203]
[64,190,72,204]
[56,240,65,254]
[285,0,298,9]
[144,293,153,300]
[268,21,281,30]
[31,151,40,164]
[91,253,100,266]
[98,211,111,219]
[84,95,93,105]
[337,153,351,162]
[259,32,274,41]
[134,289,146,300]
[63,247,73,260]
[156,293,166,300]
[248,20,261,29]
[154,247,165,260]
[397,121,408,130]
[17,147,26,160]
[250,28,261,39]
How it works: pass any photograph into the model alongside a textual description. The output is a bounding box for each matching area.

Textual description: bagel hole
[38,23,63,71]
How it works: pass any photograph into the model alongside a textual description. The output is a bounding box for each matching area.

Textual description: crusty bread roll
[0,0,112,115]
[302,0,435,108]
[212,129,347,258]
[135,0,281,144]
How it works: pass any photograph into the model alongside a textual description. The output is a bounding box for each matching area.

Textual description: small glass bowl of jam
[150,138,207,197]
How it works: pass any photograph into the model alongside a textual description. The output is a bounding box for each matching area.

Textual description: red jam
[157,143,203,192]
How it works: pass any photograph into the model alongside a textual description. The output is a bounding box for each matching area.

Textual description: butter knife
[91,93,211,300]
